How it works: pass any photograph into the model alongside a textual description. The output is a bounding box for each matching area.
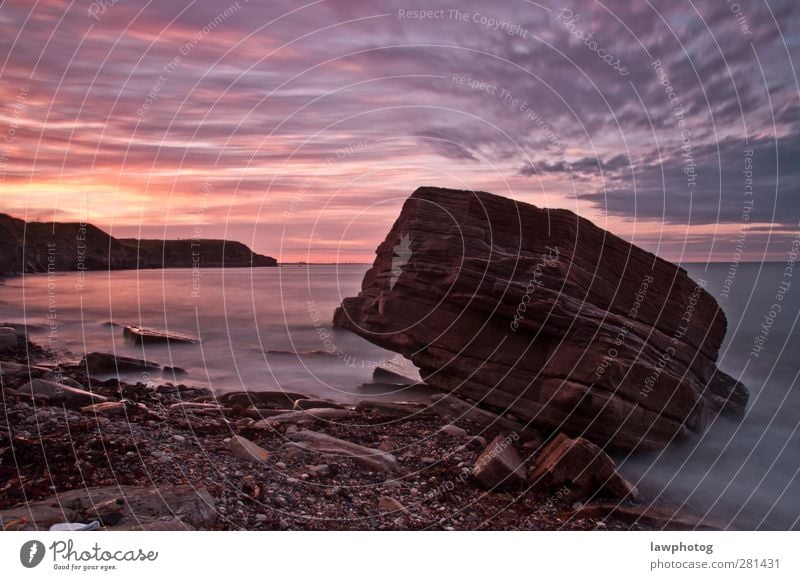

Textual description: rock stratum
[0,213,276,275]
[334,187,748,451]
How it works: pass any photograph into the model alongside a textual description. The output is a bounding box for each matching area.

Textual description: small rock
[172,435,186,443]
[225,435,270,463]
[279,518,290,530]
[421,457,436,465]
[255,514,267,522]
[440,424,469,438]
[275,461,287,469]
[472,434,526,490]
[378,496,408,513]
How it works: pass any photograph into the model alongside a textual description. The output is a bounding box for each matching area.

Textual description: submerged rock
[123,325,199,345]
[334,187,749,451]
[82,352,161,375]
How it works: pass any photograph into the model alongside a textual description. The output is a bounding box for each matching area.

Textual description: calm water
[0,263,797,529]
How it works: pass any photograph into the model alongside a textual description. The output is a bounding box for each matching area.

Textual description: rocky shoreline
[0,328,718,531]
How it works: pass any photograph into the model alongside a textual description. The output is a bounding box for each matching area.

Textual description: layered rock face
[334,187,748,451]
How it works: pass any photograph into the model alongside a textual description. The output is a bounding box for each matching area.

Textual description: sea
[0,263,797,530]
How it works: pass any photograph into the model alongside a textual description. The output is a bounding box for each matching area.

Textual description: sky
[0,0,798,262]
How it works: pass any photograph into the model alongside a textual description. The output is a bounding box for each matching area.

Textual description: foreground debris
[0,339,705,531]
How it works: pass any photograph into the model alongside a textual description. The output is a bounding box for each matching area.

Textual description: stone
[82,352,161,375]
[16,379,108,408]
[80,399,149,417]
[333,187,749,451]
[252,408,355,429]
[286,429,397,472]
[0,485,216,530]
[123,325,199,344]
[378,496,408,513]
[355,400,429,418]
[162,366,188,377]
[293,398,345,410]
[372,357,422,385]
[439,424,469,438]
[218,390,308,409]
[528,433,637,501]
[0,327,22,353]
[472,434,526,490]
[171,435,186,443]
[226,435,270,462]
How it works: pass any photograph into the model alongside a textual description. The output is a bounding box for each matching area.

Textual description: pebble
[279,518,290,530]
[439,424,468,438]
[275,461,287,469]
[151,450,164,458]
[255,514,267,522]
[421,457,436,464]
[171,435,186,443]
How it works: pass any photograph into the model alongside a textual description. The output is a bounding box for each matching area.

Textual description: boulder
[0,485,216,531]
[16,379,108,407]
[472,434,526,490]
[333,187,748,451]
[218,390,308,409]
[82,352,160,375]
[528,433,637,501]
[0,327,21,353]
[286,429,397,472]
[226,435,270,462]
[0,361,49,380]
[293,398,345,410]
[123,325,199,345]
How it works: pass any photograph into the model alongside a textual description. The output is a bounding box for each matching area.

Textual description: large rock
[529,433,637,501]
[0,485,216,531]
[16,379,108,407]
[82,352,161,375]
[218,390,308,409]
[333,187,748,451]
[0,327,21,353]
[472,434,526,490]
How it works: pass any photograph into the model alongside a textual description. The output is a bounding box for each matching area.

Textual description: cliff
[333,187,748,452]
[0,213,276,274]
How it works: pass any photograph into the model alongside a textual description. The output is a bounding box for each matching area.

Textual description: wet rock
[286,429,397,472]
[472,434,526,490]
[162,366,188,378]
[333,186,749,451]
[82,352,160,375]
[0,485,216,530]
[226,435,270,463]
[16,379,108,408]
[80,399,150,417]
[372,358,422,385]
[528,433,637,501]
[253,408,355,429]
[123,325,199,345]
[0,361,49,380]
[355,400,429,418]
[293,398,345,411]
[218,390,308,409]
[0,327,21,353]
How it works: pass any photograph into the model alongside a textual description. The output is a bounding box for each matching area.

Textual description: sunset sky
[0,0,797,262]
